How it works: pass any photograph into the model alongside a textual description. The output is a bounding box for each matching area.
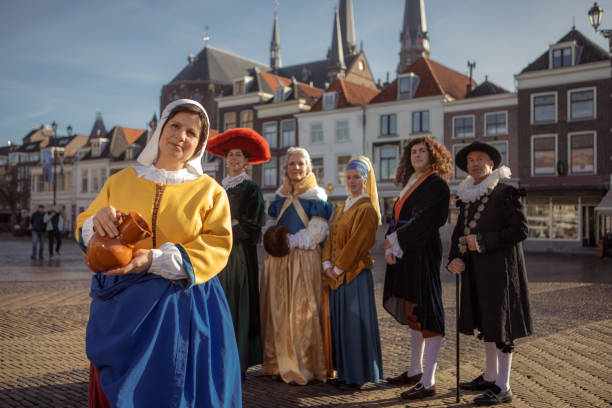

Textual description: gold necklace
[458,189,492,255]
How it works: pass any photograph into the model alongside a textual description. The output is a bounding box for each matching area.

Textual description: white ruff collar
[456,166,511,203]
[344,194,368,212]
[222,172,249,189]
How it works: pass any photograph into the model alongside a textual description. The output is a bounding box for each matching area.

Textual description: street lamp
[50,121,58,206]
[588,2,612,75]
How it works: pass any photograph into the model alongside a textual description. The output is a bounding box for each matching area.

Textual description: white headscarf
[137,98,210,175]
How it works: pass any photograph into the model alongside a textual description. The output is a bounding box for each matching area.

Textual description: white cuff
[333,266,343,276]
[287,233,300,250]
[288,229,315,250]
[82,216,95,247]
[322,260,332,270]
[386,232,404,259]
[148,243,188,280]
[306,218,329,245]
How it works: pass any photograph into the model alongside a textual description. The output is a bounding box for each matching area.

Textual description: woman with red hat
[207,128,270,380]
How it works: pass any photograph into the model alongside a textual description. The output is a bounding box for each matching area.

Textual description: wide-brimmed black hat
[455,141,502,172]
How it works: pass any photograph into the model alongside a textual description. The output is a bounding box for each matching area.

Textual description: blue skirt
[329,269,383,385]
[86,271,241,408]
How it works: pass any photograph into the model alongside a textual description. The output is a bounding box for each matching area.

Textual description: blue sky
[0,0,609,146]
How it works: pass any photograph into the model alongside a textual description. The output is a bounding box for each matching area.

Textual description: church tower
[397,0,430,74]
[270,10,282,71]
[339,0,357,56]
[327,8,346,83]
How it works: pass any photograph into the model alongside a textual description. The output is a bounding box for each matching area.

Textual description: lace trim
[133,165,199,184]
[222,172,249,189]
[456,166,511,203]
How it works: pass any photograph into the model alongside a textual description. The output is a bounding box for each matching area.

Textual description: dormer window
[234,79,245,95]
[92,141,101,157]
[552,48,571,68]
[323,92,338,110]
[274,87,285,103]
[91,138,108,157]
[125,147,132,161]
[549,42,575,69]
[233,76,253,96]
[398,73,420,100]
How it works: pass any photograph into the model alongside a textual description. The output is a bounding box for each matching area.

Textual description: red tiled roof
[260,72,292,91]
[311,79,380,111]
[298,83,324,100]
[371,57,477,104]
[121,127,145,144]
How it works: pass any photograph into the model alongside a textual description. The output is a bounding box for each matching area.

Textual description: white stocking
[495,349,513,392]
[421,336,442,388]
[484,342,498,382]
[407,329,424,377]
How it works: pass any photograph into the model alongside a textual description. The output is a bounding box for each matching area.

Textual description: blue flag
[42,149,52,183]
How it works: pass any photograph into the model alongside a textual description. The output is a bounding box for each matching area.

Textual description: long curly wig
[395,136,453,185]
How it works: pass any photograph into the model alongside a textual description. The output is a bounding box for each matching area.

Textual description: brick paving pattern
[0,235,610,407]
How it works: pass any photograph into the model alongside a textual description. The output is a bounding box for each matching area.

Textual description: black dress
[449,183,532,343]
[383,174,450,335]
[218,178,264,372]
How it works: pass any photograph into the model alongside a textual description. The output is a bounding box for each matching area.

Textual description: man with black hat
[447,142,532,406]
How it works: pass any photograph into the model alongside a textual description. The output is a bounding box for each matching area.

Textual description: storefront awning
[595,187,612,215]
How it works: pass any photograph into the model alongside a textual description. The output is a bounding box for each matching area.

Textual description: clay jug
[85,210,152,273]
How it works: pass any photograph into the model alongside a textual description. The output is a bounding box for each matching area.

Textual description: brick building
[515,28,611,250]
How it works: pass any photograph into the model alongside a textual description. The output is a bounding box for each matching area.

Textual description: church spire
[270,4,282,71]
[397,0,430,74]
[339,0,356,55]
[327,7,346,83]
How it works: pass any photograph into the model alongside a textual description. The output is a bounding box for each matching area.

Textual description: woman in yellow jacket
[76,99,241,407]
[322,156,383,388]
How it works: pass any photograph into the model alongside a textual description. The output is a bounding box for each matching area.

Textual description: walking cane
[456,273,460,403]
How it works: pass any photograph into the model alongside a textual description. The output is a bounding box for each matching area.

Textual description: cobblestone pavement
[0,234,610,407]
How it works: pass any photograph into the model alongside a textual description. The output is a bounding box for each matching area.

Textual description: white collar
[344,194,369,212]
[456,165,511,203]
[222,172,249,189]
[275,185,328,201]
[399,173,420,199]
[133,165,199,185]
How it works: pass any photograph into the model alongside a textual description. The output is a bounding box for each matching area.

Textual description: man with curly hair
[383,136,452,401]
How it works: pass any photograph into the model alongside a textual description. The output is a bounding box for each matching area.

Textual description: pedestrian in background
[383,136,452,401]
[448,142,532,406]
[30,205,46,260]
[322,156,383,389]
[45,208,63,257]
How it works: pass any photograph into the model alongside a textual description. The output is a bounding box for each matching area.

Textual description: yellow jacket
[322,197,377,290]
[76,167,232,286]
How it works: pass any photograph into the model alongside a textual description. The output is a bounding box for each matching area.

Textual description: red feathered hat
[206,128,271,164]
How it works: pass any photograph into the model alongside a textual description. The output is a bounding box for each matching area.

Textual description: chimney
[188,53,195,65]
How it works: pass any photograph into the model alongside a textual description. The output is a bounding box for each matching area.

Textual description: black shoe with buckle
[400,382,436,400]
[386,371,422,386]
[459,374,496,391]
[474,384,513,405]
